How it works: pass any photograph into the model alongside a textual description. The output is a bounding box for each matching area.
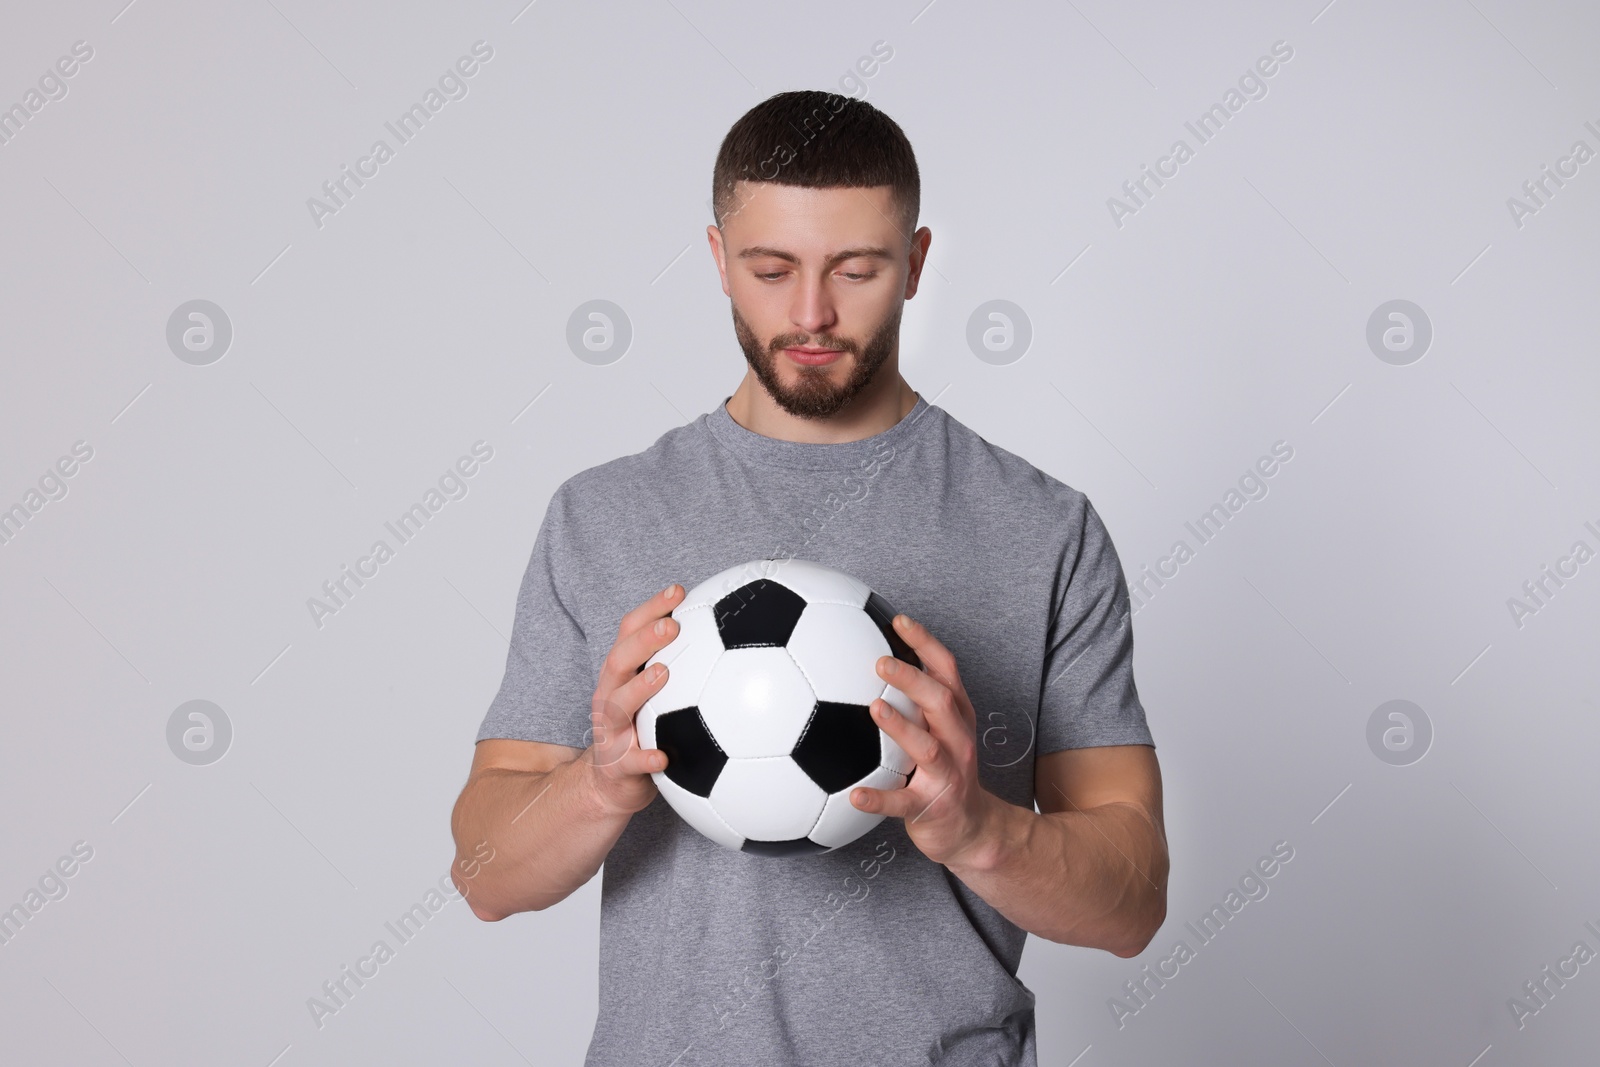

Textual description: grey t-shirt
[477,394,1153,1067]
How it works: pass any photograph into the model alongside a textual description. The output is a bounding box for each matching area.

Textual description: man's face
[711,182,925,420]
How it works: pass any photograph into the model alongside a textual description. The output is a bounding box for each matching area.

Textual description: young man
[451,91,1167,1067]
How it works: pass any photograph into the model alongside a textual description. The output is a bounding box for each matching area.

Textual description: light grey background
[2,1,1596,1064]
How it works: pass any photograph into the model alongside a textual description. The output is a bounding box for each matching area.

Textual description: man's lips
[782,346,847,366]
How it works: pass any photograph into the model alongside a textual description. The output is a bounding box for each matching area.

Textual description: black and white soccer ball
[636,558,923,857]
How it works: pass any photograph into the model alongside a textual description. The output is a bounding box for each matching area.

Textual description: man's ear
[904,226,932,300]
[707,224,731,297]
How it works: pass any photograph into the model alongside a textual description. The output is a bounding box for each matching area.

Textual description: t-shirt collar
[702,392,936,471]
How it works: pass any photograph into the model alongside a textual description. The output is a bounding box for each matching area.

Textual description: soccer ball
[636,558,923,857]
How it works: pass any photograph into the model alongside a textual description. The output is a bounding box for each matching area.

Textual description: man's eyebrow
[736,246,893,268]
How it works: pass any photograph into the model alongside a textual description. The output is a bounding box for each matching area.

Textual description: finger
[595,662,668,728]
[870,696,952,781]
[616,584,682,643]
[604,741,668,778]
[588,734,667,778]
[876,655,966,743]
[599,611,680,691]
[849,782,918,820]
[891,615,975,728]
[611,658,670,718]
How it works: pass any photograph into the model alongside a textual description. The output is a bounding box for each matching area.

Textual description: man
[451,90,1168,1066]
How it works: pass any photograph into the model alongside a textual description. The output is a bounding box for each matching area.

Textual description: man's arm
[449,584,684,921]
[850,614,1168,957]
[945,745,1167,956]
[449,739,633,921]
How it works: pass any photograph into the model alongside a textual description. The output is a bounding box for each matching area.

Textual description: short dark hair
[712,90,920,237]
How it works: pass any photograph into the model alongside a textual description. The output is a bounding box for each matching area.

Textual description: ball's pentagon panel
[696,646,816,759]
[864,589,922,671]
[713,578,807,649]
[742,837,832,858]
[652,707,727,797]
[709,757,828,841]
[790,700,881,793]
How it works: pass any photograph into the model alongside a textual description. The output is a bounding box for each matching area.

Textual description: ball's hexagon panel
[878,683,921,775]
[864,590,923,670]
[652,707,726,798]
[809,764,905,850]
[653,771,745,851]
[714,579,807,649]
[785,601,892,705]
[709,756,828,842]
[697,647,817,758]
[640,605,725,731]
[762,557,871,608]
[791,701,882,793]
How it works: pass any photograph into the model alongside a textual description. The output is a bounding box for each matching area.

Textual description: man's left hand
[849,614,1002,869]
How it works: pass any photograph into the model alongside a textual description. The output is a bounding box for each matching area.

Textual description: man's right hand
[585,583,683,816]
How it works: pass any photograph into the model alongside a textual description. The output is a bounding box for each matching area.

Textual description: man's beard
[731,301,901,420]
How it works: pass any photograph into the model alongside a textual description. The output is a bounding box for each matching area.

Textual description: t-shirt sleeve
[475,483,596,749]
[1035,496,1154,753]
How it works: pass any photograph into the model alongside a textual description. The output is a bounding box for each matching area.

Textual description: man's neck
[724,368,919,445]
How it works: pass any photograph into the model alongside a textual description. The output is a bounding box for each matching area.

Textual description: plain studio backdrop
[2,1,1597,1064]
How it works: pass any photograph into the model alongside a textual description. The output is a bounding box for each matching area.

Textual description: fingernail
[895,614,912,629]
[655,618,669,635]
[664,584,679,600]
[652,663,666,680]
[880,657,898,673]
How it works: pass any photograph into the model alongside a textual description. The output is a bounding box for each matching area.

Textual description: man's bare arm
[944,745,1168,956]
[450,740,629,920]
[449,584,683,921]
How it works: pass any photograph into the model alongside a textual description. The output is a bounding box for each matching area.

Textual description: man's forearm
[944,792,1168,956]
[450,753,632,921]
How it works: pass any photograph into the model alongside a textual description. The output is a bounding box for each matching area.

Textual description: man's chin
[769,387,852,420]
